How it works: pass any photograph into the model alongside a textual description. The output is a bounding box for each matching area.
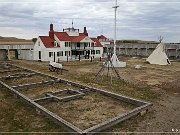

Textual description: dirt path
[136,92,180,133]
[120,62,180,133]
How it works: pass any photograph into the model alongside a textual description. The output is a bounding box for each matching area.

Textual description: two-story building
[33,24,103,62]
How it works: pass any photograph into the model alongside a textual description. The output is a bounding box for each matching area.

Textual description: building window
[38,41,40,46]
[57,51,63,56]
[49,52,53,57]
[65,51,70,56]
[65,42,71,47]
[54,41,60,47]
[77,43,80,48]
[72,51,76,55]
[91,42,94,47]
[91,50,95,55]
[84,43,89,49]
[96,50,100,54]
[54,41,57,46]
[57,43,60,47]
[65,42,68,47]
[84,43,88,48]
[80,51,84,55]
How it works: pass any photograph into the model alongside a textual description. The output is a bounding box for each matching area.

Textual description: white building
[97,35,111,46]
[97,35,111,55]
[33,24,103,62]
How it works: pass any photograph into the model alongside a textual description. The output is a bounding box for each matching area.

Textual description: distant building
[33,24,103,62]
[97,35,111,55]
[0,40,33,61]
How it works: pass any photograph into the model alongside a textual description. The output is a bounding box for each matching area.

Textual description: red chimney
[50,23,53,31]
[49,23,54,39]
[84,27,88,36]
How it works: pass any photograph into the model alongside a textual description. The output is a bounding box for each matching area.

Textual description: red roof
[91,38,103,47]
[54,32,87,42]
[39,29,103,48]
[54,32,71,41]
[71,35,87,42]
[97,35,107,40]
[39,36,55,48]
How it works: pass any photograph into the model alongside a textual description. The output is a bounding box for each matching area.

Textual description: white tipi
[146,43,171,65]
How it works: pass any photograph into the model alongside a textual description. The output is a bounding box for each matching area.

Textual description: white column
[110,0,126,67]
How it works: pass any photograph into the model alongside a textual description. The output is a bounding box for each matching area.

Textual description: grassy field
[0,36,33,44]
[0,87,65,133]
[0,42,33,45]
[8,59,159,101]
[0,56,180,133]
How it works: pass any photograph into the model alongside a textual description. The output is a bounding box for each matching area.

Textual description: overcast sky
[0,0,180,42]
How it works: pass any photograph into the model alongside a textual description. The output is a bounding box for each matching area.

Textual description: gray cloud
[0,0,180,42]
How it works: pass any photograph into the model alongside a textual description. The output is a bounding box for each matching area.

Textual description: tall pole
[109,0,126,67]
[113,0,119,55]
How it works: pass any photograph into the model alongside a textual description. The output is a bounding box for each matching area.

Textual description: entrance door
[15,50,18,59]
[39,51,41,60]
[0,50,7,61]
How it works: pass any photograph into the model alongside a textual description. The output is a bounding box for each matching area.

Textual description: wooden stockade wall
[106,43,180,58]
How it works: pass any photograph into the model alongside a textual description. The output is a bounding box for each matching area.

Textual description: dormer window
[57,43,60,47]
[54,41,57,46]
